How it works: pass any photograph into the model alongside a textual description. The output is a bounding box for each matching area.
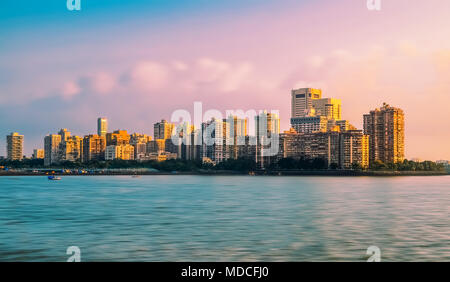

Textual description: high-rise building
[82,135,106,162]
[58,128,71,141]
[201,118,227,163]
[154,119,174,140]
[255,111,280,138]
[59,135,83,162]
[334,120,357,132]
[224,116,248,159]
[129,133,152,160]
[105,144,135,160]
[277,130,340,167]
[32,149,45,159]
[291,88,322,118]
[6,132,24,161]
[255,111,280,167]
[312,98,342,120]
[44,134,62,166]
[106,130,130,146]
[339,130,369,169]
[147,139,166,154]
[277,129,368,169]
[291,116,328,133]
[97,117,108,137]
[363,103,405,165]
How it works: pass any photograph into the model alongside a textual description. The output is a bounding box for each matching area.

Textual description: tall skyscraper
[255,111,280,167]
[6,132,24,161]
[201,118,226,163]
[255,111,280,138]
[363,103,405,165]
[44,134,62,166]
[106,130,130,146]
[312,98,342,120]
[82,134,106,162]
[224,116,248,159]
[97,117,108,137]
[339,130,369,169]
[291,88,322,118]
[154,119,175,140]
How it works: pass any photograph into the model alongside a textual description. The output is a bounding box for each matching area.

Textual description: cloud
[62,81,81,98]
[127,61,169,91]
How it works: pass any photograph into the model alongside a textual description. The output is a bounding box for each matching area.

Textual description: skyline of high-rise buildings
[2,87,412,167]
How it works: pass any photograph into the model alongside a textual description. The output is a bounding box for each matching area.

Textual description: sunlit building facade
[363,103,405,165]
[291,88,322,118]
[44,134,62,166]
[82,134,106,162]
[6,132,24,161]
[97,117,108,137]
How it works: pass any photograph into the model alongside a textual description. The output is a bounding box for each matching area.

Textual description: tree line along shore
[1,158,448,176]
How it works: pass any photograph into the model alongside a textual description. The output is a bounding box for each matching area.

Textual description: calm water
[0,175,449,262]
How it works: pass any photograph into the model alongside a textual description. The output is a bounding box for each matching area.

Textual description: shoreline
[0,170,448,177]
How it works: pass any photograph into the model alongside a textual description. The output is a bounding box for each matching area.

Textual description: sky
[1,0,450,160]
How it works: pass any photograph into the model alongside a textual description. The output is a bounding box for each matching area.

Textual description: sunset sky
[1,0,450,160]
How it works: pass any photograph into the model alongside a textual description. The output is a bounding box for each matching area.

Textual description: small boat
[131,174,141,178]
[48,175,62,180]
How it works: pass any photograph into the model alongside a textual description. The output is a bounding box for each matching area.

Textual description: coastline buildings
[8,90,407,170]
[363,103,405,165]
[106,130,130,146]
[105,144,135,160]
[201,118,227,163]
[32,149,44,159]
[225,116,248,159]
[277,129,369,169]
[97,117,108,137]
[82,134,106,162]
[154,119,174,140]
[6,132,24,161]
[130,133,152,160]
[44,134,62,166]
[291,88,322,117]
[44,129,82,165]
[291,88,348,134]
[312,98,342,120]
[58,129,83,162]
[255,111,280,167]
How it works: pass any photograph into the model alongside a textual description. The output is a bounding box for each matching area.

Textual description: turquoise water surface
[0,175,449,261]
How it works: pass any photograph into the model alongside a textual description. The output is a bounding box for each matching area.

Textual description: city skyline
[1,90,405,169]
[0,90,440,162]
[1,0,450,160]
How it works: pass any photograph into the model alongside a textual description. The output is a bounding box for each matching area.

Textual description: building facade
[105,144,135,160]
[277,129,368,169]
[363,103,405,165]
[339,130,369,169]
[44,134,62,166]
[97,117,108,137]
[291,116,328,133]
[82,135,106,162]
[106,130,130,146]
[32,149,45,159]
[58,129,83,162]
[154,119,175,140]
[291,88,322,118]
[312,98,342,120]
[6,132,24,161]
